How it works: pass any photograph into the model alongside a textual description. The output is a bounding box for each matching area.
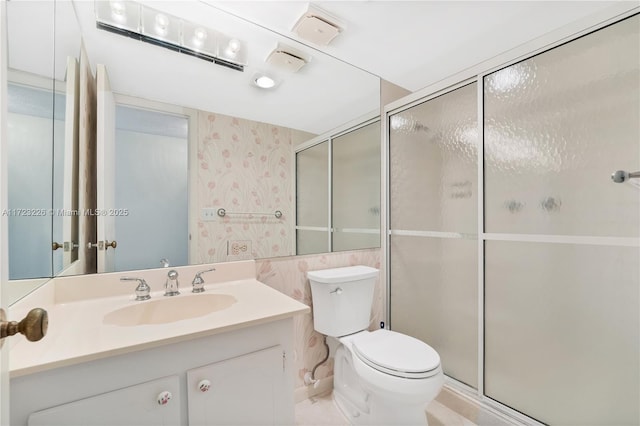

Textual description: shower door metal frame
[383,4,640,425]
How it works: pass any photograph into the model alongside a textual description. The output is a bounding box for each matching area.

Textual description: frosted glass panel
[484,15,640,237]
[333,231,379,252]
[389,83,477,233]
[296,230,328,256]
[332,121,380,251]
[296,142,328,228]
[390,235,478,388]
[485,241,639,425]
[114,106,188,272]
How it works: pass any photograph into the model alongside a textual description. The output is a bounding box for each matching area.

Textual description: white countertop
[10,274,309,378]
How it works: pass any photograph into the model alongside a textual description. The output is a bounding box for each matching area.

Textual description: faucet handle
[120,277,151,301]
[192,268,216,293]
[164,270,180,296]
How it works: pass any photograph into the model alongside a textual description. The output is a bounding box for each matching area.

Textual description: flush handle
[330,287,343,295]
[0,308,48,344]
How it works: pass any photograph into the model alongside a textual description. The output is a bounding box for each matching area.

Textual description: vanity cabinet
[187,345,286,425]
[27,376,181,426]
[11,319,296,426]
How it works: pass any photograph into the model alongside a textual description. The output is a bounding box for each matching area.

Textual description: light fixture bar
[95,1,246,72]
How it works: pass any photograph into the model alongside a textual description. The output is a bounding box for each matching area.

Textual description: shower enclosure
[386,12,639,425]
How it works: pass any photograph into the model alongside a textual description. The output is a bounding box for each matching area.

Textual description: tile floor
[295,391,477,426]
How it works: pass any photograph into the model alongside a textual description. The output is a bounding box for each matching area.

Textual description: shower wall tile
[255,248,382,392]
[484,15,640,237]
[195,111,314,263]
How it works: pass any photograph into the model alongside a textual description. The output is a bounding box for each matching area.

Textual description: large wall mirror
[5,0,381,304]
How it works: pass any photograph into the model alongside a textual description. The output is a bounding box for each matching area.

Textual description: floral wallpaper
[256,248,383,391]
[196,111,313,263]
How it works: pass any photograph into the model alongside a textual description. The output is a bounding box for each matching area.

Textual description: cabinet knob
[198,379,211,393]
[157,391,172,406]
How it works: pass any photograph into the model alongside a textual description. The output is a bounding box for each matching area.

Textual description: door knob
[105,240,117,250]
[52,242,63,250]
[0,308,48,342]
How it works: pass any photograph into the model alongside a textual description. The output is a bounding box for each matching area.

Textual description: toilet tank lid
[307,265,379,284]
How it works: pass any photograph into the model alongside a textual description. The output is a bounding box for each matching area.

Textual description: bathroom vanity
[9,261,309,425]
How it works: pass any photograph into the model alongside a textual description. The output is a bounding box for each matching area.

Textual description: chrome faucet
[164,269,180,296]
[120,277,151,301]
[191,267,216,293]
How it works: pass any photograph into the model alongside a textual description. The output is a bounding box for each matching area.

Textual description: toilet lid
[352,330,440,379]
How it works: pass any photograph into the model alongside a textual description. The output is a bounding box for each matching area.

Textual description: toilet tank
[307,266,379,337]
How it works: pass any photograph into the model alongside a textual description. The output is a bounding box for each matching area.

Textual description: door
[1,1,9,422]
[61,56,79,269]
[482,14,639,425]
[96,64,116,272]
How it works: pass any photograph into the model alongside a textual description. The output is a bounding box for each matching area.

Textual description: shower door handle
[611,170,640,183]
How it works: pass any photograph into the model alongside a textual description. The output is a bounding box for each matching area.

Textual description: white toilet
[307,265,444,426]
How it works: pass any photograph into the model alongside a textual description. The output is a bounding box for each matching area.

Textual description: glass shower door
[389,82,479,388]
[483,14,639,425]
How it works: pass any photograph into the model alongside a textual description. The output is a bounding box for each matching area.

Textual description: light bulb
[225,38,241,57]
[110,1,126,21]
[227,39,241,53]
[192,27,207,47]
[255,75,275,89]
[155,13,169,36]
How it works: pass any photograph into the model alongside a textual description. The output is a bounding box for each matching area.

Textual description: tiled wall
[195,111,314,263]
[256,248,383,392]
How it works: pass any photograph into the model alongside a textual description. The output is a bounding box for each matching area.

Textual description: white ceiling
[7,1,638,135]
[211,1,635,92]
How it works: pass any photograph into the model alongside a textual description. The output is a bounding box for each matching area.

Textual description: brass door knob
[0,308,48,342]
[105,240,117,249]
[52,242,62,250]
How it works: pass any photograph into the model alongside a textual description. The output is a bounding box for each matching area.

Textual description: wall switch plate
[201,208,218,221]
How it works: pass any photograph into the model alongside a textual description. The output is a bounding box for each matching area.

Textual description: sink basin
[103,294,237,326]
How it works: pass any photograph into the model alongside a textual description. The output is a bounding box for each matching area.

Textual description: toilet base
[333,342,439,425]
[333,387,430,426]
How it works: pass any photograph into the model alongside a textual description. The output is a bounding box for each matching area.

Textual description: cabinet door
[27,375,180,426]
[187,345,288,426]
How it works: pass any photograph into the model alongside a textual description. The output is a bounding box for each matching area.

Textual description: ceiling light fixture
[253,74,276,89]
[154,13,169,36]
[110,1,126,21]
[95,0,247,72]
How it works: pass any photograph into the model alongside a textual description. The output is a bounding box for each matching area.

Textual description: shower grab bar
[611,170,640,183]
[217,208,282,219]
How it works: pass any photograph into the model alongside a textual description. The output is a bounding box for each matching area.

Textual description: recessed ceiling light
[254,75,276,89]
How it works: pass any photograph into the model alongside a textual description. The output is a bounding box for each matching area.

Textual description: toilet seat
[352,330,441,379]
